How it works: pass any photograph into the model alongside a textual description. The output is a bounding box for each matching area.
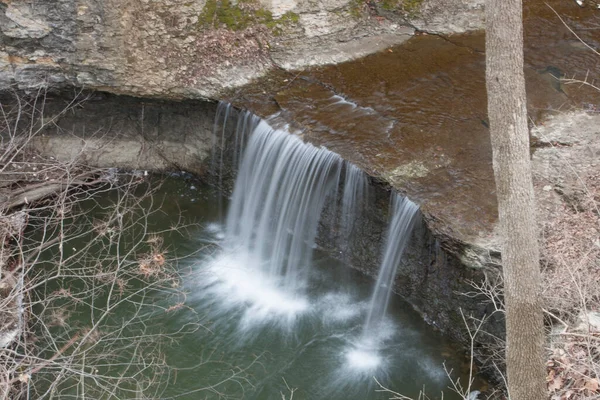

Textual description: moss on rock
[400,0,424,15]
[197,0,299,35]
[349,0,424,18]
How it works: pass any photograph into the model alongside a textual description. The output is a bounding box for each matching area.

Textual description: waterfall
[363,193,419,334]
[211,103,260,219]
[339,164,370,261]
[190,104,459,394]
[211,103,375,297]
[208,102,414,333]
[344,193,418,371]
[223,119,343,294]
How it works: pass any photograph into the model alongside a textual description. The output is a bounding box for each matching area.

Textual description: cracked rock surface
[0,0,484,99]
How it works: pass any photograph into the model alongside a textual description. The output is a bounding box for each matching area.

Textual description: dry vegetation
[466,115,600,400]
[0,89,201,398]
[536,8,600,395]
[540,165,600,399]
[409,118,600,400]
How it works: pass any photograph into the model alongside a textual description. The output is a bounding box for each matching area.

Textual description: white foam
[345,348,382,371]
[340,318,396,374]
[202,250,309,326]
[328,95,376,114]
[330,95,358,108]
[205,223,223,234]
[204,223,226,242]
[319,292,366,324]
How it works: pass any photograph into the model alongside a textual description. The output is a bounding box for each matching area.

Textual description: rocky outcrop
[28,92,217,174]
[408,0,484,34]
[0,0,484,99]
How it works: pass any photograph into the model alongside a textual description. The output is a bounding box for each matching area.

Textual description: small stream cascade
[343,194,419,371]
[364,194,419,335]
[211,103,260,219]
[211,102,261,177]
[339,164,370,262]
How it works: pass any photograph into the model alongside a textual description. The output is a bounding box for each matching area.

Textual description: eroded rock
[0,0,488,99]
[27,93,217,175]
[0,5,52,39]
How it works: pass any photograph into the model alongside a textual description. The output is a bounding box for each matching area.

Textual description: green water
[37,175,473,400]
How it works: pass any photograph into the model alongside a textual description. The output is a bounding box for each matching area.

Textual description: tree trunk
[484,1,546,399]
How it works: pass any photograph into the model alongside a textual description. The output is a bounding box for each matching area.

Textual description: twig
[545,3,600,57]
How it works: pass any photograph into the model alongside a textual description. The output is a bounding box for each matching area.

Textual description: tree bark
[484,1,546,399]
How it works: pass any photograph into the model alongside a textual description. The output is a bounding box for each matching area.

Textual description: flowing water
[345,194,419,374]
[224,120,342,295]
[37,109,475,399]
[161,177,470,400]
[154,114,472,399]
[363,194,419,337]
[42,171,472,399]
[339,164,371,263]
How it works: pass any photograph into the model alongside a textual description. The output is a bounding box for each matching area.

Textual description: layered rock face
[1,0,483,99]
[27,92,217,173]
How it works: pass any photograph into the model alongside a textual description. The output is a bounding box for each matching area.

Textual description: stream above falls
[227,0,600,249]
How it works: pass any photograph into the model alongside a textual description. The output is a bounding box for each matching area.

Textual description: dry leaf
[548,375,564,392]
[584,378,599,392]
[574,378,586,389]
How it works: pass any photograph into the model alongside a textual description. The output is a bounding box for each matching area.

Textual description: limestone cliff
[1,0,483,99]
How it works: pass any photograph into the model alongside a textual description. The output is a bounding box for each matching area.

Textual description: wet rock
[387,161,429,182]
[23,92,216,175]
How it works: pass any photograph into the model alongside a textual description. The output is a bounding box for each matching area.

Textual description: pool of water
[132,176,471,400]
[33,173,473,399]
